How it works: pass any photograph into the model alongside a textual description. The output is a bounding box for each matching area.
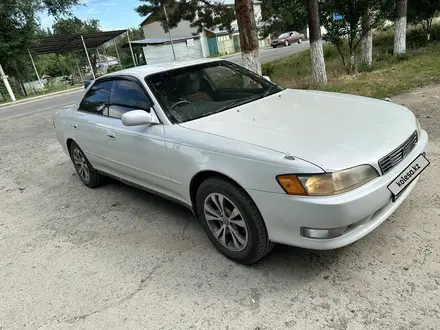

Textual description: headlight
[277,165,379,196]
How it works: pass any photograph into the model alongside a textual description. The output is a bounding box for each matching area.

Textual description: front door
[103,79,172,196]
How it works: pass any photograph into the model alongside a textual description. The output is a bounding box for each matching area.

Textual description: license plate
[387,154,429,199]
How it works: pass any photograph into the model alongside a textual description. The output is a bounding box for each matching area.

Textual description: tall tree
[52,17,100,35]
[261,0,308,38]
[360,9,373,67]
[408,0,440,41]
[394,0,407,55]
[136,0,235,34]
[50,17,101,75]
[0,0,79,92]
[359,0,394,68]
[235,0,261,74]
[308,0,327,84]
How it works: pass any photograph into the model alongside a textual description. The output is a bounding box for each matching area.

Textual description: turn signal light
[276,175,308,196]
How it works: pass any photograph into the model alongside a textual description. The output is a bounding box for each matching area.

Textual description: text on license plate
[387,154,429,196]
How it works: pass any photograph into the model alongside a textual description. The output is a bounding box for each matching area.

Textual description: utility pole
[81,35,96,80]
[0,64,16,102]
[127,30,138,66]
[28,49,43,88]
[163,3,177,60]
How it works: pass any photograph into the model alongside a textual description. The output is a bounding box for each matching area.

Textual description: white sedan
[54,59,429,264]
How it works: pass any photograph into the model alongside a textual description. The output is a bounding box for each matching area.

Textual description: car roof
[102,58,225,80]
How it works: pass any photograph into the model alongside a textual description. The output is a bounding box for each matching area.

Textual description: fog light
[301,226,347,239]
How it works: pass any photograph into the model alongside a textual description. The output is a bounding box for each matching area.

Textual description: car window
[146,61,282,124]
[204,66,262,89]
[79,80,112,115]
[109,80,151,119]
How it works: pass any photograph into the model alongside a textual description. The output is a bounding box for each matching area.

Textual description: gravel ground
[1,86,439,330]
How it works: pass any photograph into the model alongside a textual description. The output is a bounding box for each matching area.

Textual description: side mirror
[121,110,153,126]
[263,76,272,82]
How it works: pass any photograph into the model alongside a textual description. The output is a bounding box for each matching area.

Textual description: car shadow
[100,176,347,277]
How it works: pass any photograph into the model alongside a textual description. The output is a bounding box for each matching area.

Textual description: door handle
[107,132,116,140]
[72,123,78,130]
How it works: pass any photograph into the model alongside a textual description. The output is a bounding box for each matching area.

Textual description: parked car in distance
[54,58,429,264]
[271,31,305,48]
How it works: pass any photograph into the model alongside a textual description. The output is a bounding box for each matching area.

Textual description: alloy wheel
[203,193,249,252]
[72,148,90,183]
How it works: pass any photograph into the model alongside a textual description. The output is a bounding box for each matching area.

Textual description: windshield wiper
[215,96,258,113]
[261,84,282,98]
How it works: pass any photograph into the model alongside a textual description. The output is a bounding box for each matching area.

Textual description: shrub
[262,63,275,77]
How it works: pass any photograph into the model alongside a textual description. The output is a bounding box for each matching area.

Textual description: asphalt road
[0,90,83,121]
[0,43,309,121]
[227,41,310,65]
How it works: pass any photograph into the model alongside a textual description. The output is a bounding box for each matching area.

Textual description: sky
[39,0,144,31]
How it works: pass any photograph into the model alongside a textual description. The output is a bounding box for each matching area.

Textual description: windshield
[146,61,282,124]
[278,32,290,38]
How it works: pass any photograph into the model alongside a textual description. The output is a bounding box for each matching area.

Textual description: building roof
[29,30,127,55]
[122,36,199,48]
[103,58,224,79]
[139,13,153,26]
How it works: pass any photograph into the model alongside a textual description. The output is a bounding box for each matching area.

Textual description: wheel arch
[189,170,248,215]
[66,138,75,155]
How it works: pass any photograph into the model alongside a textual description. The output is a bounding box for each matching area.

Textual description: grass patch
[264,28,440,99]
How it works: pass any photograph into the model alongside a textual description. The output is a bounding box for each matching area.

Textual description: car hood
[179,89,418,172]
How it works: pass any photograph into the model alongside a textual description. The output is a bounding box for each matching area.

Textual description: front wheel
[196,177,274,264]
[298,37,303,44]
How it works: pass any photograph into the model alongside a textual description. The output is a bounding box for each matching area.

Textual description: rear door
[72,79,120,177]
[291,32,299,43]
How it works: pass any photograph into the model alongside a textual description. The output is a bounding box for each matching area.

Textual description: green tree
[321,0,394,72]
[408,0,440,40]
[0,0,79,95]
[52,17,100,35]
[261,0,308,38]
[50,17,102,76]
[136,0,235,33]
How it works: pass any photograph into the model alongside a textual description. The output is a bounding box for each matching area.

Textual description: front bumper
[247,130,429,250]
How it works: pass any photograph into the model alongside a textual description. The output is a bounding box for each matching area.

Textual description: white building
[139,1,264,62]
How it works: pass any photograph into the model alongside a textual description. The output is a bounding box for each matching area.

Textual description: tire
[298,37,303,44]
[284,40,289,47]
[69,141,105,188]
[272,45,277,48]
[196,177,274,264]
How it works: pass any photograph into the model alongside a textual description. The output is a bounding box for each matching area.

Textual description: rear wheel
[69,141,105,188]
[196,177,274,264]
[298,37,303,44]
[284,40,289,47]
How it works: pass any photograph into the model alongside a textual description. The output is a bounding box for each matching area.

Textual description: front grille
[378,131,418,174]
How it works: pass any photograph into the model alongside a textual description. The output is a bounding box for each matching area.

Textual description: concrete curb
[0,87,83,109]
